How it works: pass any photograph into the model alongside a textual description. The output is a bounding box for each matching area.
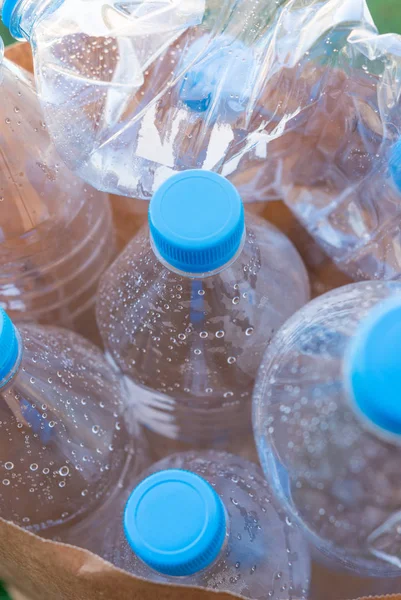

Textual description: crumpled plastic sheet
[30,0,401,227]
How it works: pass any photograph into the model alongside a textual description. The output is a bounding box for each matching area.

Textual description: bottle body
[0,56,115,344]
[97,212,309,457]
[0,321,146,539]
[86,451,310,600]
[284,158,401,281]
[254,280,401,577]
[9,0,289,200]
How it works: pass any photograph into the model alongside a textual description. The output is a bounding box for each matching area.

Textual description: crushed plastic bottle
[281,115,401,282]
[0,36,115,344]
[96,170,309,457]
[0,0,315,200]
[0,307,147,539]
[73,451,311,600]
[254,281,401,579]
[2,0,398,211]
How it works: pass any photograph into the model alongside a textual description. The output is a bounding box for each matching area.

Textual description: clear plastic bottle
[282,139,401,281]
[0,307,147,540]
[96,170,310,457]
[78,451,311,600]
[0,0,286,201]
[253,280,401,580]
[0,37,115,344]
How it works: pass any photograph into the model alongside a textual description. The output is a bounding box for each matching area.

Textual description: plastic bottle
[0,0,286,201]
[253,280,401,579]
[96,170,310,457]
[78,450,310,600]
[0,307,147,540]
[282,139,401,282]
[0,37,115,344]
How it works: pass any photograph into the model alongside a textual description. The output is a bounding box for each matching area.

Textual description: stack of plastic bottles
[0,0,401,598]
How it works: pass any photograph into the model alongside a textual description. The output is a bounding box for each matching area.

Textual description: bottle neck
[6,0,56,40]
[149,230,246,280]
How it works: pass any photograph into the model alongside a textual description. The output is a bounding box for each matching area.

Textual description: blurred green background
[0,0,401,44]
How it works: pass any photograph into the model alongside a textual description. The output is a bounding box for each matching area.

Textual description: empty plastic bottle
[0,307,147,539]
[0,0,287,201]
[74,451,310,599]
[96,170,309,457]
[254,280,401,578]
[0,37,115,344]
[282,139,401,282]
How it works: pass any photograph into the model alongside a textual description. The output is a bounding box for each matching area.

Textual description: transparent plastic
[0,40,115,343]
[254,280,401,579]
[96,212,309,458]
[76,451,311,600]
[0,321,147,539]
[7,0,401,280]
[1,0,389,205]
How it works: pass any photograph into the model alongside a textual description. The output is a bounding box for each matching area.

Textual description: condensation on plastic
[11,0,392,205]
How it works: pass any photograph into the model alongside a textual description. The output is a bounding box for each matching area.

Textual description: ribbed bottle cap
[0,308,20,385]
[149,170,245,273]
[124,469,227,576]
[345,297,401,438]
[389,138,401,191]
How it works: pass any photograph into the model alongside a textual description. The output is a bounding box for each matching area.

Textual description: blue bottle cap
[345,297,401,438]
[149,170,245,274]
[124,469,227,576]
[1,0,15,28]
[389,138,401,191]
[0,308,20,386]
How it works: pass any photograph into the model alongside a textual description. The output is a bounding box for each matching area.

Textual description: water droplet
[4,118,11,124]
[49,421,56,428]
[198,289,205,296]
[2,479,10,486]
[115,421,121,431]
[81,489,88,496]
[224,391,234,398]
[59,466,69,477]
[194,349,202,355]
[245,327,254,336]
[29,377,35,384]
[178,333,186,340]
[47,377,53,384]
[92,425,100,434]
[216,330,225,338]
[235,562,240,568]
[59,481,66,488]
[4,462,13,470]
[199,331,208,338]
[42,468,50,475]
[232,297,240,305]
[57,371,62,378]
[227,356,236,364]
[285,516,292,526]
[30,463,38,471]
[14,106,20,113]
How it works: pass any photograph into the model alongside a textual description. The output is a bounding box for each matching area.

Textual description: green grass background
[0,0,399,600]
